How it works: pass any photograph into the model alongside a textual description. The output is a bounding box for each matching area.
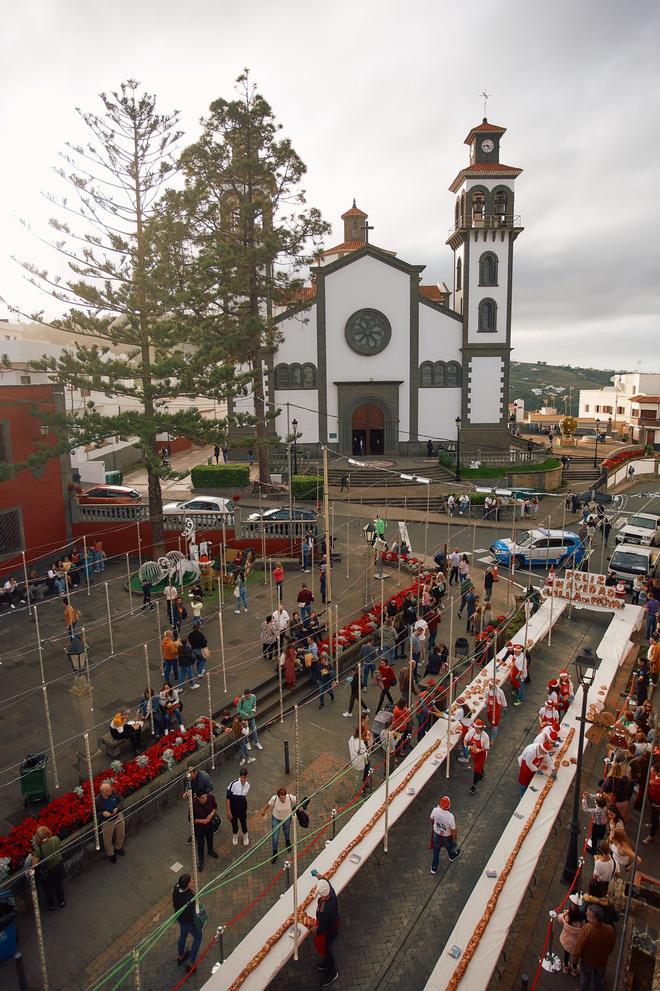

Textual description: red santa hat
[506,641,514,648]
[474,718,484,728]
[548,678,559,689]
[559,670,570,680]
[545,698,557,707]
[548,729,560,741]
[440,796,451,810]
[513,643,524,653]
[541,738,555,751]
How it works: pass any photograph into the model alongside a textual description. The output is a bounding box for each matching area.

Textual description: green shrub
[438,451,455,469]
[190,463,250,488]
[460,457,560,479]
[291,474,322,500]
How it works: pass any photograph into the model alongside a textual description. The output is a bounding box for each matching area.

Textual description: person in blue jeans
[177,637,199,690]
[188,626,208,679]
[233,572,248,614]
[644,594,658,641]
[260,788,297,864]
[237,689,262,750]
[173,874,202,972]
[429,797,461,874]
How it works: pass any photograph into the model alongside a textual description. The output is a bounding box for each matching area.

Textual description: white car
[614,512,660,547]
[162,497,234,516]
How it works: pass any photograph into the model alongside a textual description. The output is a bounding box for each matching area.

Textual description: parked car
[162,497,234,516]
[614,513,660,547]
[246,507,317,522]
[78,485,142,504]
[608,544,658,591]
[489,528,585,569]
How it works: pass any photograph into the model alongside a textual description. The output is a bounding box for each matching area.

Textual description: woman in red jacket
[375,659,397,713]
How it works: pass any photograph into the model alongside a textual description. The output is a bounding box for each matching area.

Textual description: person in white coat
[348,726,371,789]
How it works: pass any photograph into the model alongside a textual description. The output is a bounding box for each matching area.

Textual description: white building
[578,372,660,440]
[264,119,524,457]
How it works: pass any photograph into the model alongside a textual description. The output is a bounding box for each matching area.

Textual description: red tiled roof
[464,119,507,144]
[630,395,660,403]
[341,200,367,219]
[449,162,522,192]
[419,285,447,302]
[321,240,366,256]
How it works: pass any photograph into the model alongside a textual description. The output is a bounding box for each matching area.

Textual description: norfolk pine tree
[7,81,239,553]
[174,71,330,484]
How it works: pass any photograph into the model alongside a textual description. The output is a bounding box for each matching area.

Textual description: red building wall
[0,384,71,578]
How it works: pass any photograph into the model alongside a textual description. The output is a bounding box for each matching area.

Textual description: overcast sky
[1,0,658,368]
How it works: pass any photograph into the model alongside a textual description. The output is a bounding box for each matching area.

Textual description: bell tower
[447,119,524,453]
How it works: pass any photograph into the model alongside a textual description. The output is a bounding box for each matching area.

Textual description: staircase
[561,456,604,489]
[327,463,455,487]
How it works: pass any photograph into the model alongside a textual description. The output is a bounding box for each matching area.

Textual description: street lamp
[562,647,602,882]
[455,416,462,482]
[593,418,601,469]
[66,635,88,677]
[292,418,299,475]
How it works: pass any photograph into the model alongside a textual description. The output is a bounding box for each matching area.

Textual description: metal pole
[424,482,430,556]
[383,738,391,853]
[407,635,413,714]
[34,602,46,683]
[278,650,284,723]
[287,403,294,557]
[21,550,32,616]
[507,499,517,610]
[144,644,154,736]
[259,485,267,584]
[84,731,100,850]
[358,661,363,734]
[156,598,162,644]
[346,514,350,580]
[28,869,49,991]
[14,952,28,991]
[132,948,142,991]
[380,569,385,652]
[269,558,274,617]
[217,584,227,693]
[41,683,59,789]
[207,669,216,771]
[292,793,300,960]
[562,682,589,881]
[126,553,133,612]
[294,703,300,798]
[83,535,91,597]
[105,582,114,655]
[187,772,200,909]
[446,673,453,778]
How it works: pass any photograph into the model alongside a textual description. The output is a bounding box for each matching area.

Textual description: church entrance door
[352,404,385,456]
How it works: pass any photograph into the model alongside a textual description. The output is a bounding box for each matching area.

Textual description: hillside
[510,361,621,414]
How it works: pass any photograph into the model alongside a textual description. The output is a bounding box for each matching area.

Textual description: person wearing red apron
[465,719,490,793]
[538,698,560,731]
[484,683,507,740]
[518,738,554,797]
[533,726,562,749]
[558,670,574,715]
[510,645,527,705]
[454,697,473,762]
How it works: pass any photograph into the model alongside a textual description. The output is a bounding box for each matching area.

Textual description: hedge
[190,463,250,488]
[459,457,560,479]
[291,474,322,501]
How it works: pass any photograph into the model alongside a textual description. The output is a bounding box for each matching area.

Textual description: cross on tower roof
[361,220,374,243]
[481,89,491,117]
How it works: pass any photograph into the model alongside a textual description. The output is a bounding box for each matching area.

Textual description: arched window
[472,191,486,221]
[274,364,289,389]
[478,298,497,333]
[454,198,461,227]
[302,363,316,389]
[420,362,433,388]
[433,362,446,387]
[289,363,302,388]
[494,190,508,219]
[479,252,498,287]
[446,361,462,387]
[456,256,462,292]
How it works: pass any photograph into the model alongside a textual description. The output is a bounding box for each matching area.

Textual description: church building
[270,119,523,457]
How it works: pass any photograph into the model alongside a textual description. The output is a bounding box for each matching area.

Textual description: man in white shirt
[272,604,290,654]
[448,548,461,585]
[517,739,555,797]
[429,796,460,873]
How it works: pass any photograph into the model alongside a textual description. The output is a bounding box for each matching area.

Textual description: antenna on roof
[481,89,491,118]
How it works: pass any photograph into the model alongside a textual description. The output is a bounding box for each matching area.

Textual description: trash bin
[105,470,123,485]
[20,752,49,806]
[454,637,470,659]
[0,892,17,962]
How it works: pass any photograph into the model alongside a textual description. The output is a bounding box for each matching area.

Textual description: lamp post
[66,635,88,689]
[562,647,602,882]
[593,418,601,470]
[292,418,299,475]
[455,416,462,482]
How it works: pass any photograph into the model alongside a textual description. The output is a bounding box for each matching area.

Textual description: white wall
[272,393,319,444]
[418,389,461,442]
[468,356,503,423]
[466,232,510,346]
[273,305,317,364]
[418,304,462,362]
[324,255,411,441]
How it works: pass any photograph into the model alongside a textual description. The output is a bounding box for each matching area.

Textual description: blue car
[489,528,585,569]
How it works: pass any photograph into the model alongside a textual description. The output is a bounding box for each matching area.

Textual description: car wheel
[514,555,525,570]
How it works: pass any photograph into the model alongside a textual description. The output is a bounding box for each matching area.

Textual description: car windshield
[611,552,649,573]
[627,516,656,530]
[516,532,534,548]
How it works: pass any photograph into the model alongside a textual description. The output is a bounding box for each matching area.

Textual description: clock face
[345,308,392,356]
[481,139,495,153]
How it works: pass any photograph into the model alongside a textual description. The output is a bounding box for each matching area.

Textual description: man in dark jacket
[573,904,615,990]
[172,873,202,972]
[314,876,340,986]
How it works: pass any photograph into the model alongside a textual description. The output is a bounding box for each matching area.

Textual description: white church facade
[267,118,524,457]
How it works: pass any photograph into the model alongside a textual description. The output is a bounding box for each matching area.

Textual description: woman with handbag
[192,790,219,871]
[188,626,209,679]
[601,762,633,820]
[160,683,185,733]
[260,787,297,864]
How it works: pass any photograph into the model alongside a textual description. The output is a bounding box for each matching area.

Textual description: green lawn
[459,457,560,479]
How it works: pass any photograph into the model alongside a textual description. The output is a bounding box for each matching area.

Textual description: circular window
[345,308,392,356]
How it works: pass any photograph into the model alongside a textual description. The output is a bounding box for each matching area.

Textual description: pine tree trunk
[147,466,165,557]
[252,353,270,485]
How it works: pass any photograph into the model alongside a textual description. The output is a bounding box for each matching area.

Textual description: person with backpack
[225,767,250,847]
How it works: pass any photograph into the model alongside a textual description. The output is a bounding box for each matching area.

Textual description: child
[558,902,583,975]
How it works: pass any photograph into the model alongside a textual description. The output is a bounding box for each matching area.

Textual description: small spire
[352,197,357,207]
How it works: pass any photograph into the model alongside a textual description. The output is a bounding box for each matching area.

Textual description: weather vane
[481,89,490,117]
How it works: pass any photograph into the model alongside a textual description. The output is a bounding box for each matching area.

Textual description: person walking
[237,688,263,751]
[95,782,125,862]
[348,726,371,789]
[213,444,220,464]
[484,683,507,740]
[375,658,397,713]
[226,767,250,846]
[309,875,340,987]
[172,874,202,973]
[188,626,208,679]
[272,561,285,602]
[302,529,313,573]
[177,636,199,691]
[296,582,314,623]
[573,904,616,991]
[359,636,378,690]
[32,826,66,910]
[465,719,490,793]
[318,655,336,708]
[430,796,460,873]
[260,614,278,664]
[233,571,248,614]
[261,787,297,864]
[342,666,370,718]
[192,790,219,870]
[161,630,180,684]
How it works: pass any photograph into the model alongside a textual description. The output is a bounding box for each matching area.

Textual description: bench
[101,733,133,760]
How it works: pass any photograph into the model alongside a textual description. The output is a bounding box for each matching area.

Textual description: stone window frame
[478,251,498,287]
[477,297,498,333]
[274,362,317,391]
[419,360,462,388]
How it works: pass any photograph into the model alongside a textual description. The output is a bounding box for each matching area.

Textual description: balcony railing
[73,503,234,530]
[448,214,522,236]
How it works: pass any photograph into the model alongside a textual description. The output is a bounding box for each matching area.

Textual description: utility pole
[323,446,333,658]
